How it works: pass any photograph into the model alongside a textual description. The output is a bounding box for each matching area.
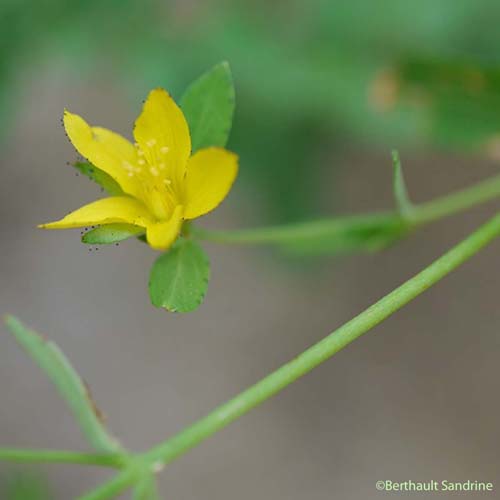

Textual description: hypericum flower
[39,88,238,250]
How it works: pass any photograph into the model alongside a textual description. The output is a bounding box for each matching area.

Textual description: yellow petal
[39,197,152,229]
[133,88,191,182]
[146,205,184,250]
[63,110,144,200]
[183,147,238,220]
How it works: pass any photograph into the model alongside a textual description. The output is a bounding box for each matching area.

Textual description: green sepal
[82,224,145,245]
[180,61,235,152]
[149,238,210,313]
[73,161,124,196]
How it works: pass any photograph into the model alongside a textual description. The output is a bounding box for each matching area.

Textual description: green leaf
[73,161,124,196]
[391,150,413,217]
[82,224,145,245]
[4,316,122,453]
[180,61,235,152]
[149,239,210,313]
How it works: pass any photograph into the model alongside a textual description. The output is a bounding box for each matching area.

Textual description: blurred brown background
[2,1,500,499]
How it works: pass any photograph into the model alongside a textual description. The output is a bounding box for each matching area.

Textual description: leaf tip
[391,149,400,166]
[220,60,230,68]
[4,314,26,333]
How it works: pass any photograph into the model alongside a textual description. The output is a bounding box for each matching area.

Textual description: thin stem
[78,467,138,500]
[412,173,500,224]
[0,448,126,468]
[132,472,160,500]
[193,213,396,245]
[86,212,500,500]
[145,214,500,467]
[193,173,500,245]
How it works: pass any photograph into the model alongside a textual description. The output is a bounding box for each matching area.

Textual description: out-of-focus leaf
[73,161,124,196]
[395,56,500,148]
[82,224,145,245]
[5,0,500,220]
[4,316,122,453]
[149,239,210,313]
[4,471,51,500]
[279,214,409,256]
[180,61,235,152]
[391,150,413,217]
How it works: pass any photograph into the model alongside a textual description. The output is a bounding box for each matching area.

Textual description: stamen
[146,139,157,147]
[160,146,169,154]
[150,167,159,176]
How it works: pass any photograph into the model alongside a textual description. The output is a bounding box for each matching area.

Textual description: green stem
[147,214,500,465]
[411,173,500,224]
[78,467,138,500]
[132,472,159,500]
[194,213,397,245]
[0,448,126,468]
[85,213,500,499]
[193,173,500,245]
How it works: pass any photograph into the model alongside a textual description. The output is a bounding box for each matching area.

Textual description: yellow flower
[39,88,238,250]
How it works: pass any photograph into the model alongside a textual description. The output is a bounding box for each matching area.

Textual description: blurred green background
[4,0,500,221]
[2,1,500,499]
